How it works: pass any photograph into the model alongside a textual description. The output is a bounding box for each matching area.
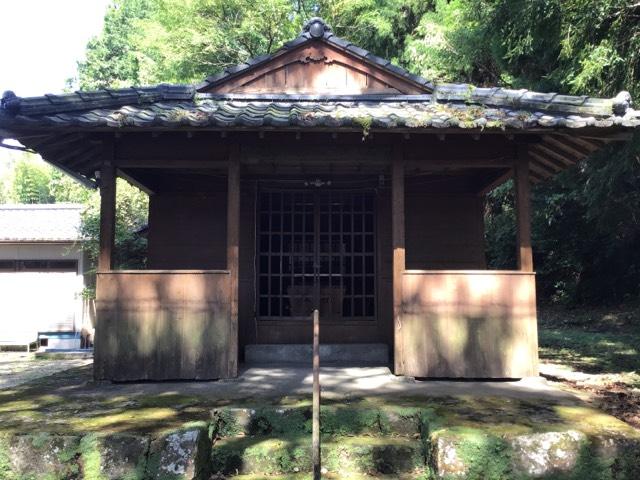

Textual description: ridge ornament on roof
[304,17,332,39]
[196,17,434,95]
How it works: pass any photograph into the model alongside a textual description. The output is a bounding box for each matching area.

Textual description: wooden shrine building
[1,18,639,381]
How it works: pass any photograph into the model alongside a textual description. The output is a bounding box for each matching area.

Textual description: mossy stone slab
[430,428,640,479]
[2,433,82,480]
[82,434,149,480]
[147,428,211,480]
[211,435,424,476]
[212,405,423,438]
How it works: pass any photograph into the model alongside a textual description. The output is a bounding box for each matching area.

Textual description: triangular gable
[197,18,432,95]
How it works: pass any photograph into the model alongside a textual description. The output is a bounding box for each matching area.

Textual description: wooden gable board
[200,41,427,95]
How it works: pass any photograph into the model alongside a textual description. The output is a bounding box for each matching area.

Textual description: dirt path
[0,352,92,389]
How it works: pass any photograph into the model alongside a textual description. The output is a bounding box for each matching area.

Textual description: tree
[9,157,54,204]
[77,0,153,89]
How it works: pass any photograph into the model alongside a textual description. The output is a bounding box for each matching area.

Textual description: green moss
[79,434,106,480]
[319,406,380,436]
[56,439,80,464]
[250,408,307,436]
[451,432,514,480]
[353,115,373,138]
[0,436,16,480]
[30,432,51,449]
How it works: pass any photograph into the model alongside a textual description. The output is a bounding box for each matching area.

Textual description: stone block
[509,430,587,477]
[211,435,423,476]
[3,433,81,479]
[85,434,149,479]
[147,429,210,480]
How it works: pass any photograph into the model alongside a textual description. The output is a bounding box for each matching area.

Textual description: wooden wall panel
[147,192,227,269]
[207,43,424,95]
[401,271,538,378]
[238,182,257,355]
[406,193,486,270]
[94,271,232,381]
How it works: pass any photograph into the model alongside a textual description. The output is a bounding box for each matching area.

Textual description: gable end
[197,18,432,95]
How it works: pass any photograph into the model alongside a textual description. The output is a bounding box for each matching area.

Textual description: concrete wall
[0,242,88,347]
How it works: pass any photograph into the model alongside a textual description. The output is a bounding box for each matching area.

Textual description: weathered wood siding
[406,193,486,270]
[94,270,232,381]
[147,193,227,269]
[401,271,538,378]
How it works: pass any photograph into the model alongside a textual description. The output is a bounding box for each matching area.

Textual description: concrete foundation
[245,343,389,365]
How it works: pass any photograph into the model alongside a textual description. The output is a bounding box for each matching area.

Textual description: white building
[0,204,92,351]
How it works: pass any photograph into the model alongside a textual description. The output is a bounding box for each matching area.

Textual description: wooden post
[392,144,406,375]
[312,308,321,480]
[98,143,116,272]
[227,146,240,377]
[514,147,534,272]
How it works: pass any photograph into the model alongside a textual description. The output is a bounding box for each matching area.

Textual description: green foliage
[319,0,433,65]
[79,0,313,86]
[80,179,148,271]
[77,0,153,89]
[10,158,54,204]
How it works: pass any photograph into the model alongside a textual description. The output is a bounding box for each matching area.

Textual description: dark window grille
[257,190,376,321]
[0,260,78,273]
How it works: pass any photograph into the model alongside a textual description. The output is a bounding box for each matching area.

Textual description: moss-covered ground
[0,358,638,478]
[537,303,640,429]
[0,362,637,441]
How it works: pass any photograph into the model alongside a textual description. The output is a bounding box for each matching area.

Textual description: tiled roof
[2,89,638,131]
[0,16,637,188]
[196,18,434,93]
[0,204,84,242]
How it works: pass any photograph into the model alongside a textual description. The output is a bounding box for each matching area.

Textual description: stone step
[245,343,389,365]
[211,435,425,476]
[213,405,422,437]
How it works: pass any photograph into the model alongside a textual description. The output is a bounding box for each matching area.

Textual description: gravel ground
[0,352,92,389]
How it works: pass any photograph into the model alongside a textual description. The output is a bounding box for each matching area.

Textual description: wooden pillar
[392,144,406,375]
[227,146,240,377]
[98,143,116,272]
[514,147,534,272]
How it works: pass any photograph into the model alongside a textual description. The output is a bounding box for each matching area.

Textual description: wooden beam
[557,135,601,152]
[116,168,155,195]
[542,135,589,159]
[405,158,512,169]
[477,168,513,196]
[514,148,533,272]
[98,141,116,272]
[528,150,564,173]
[66,147,103,169]
[392,143,406,375]
[531,143,576,166]
[114,158,228,168]
[528,160,553,179]
[227,145,241,378]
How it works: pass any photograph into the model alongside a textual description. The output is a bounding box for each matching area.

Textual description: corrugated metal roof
[0,204,84,242]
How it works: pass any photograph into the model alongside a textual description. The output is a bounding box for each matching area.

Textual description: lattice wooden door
[257,190,376,322]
